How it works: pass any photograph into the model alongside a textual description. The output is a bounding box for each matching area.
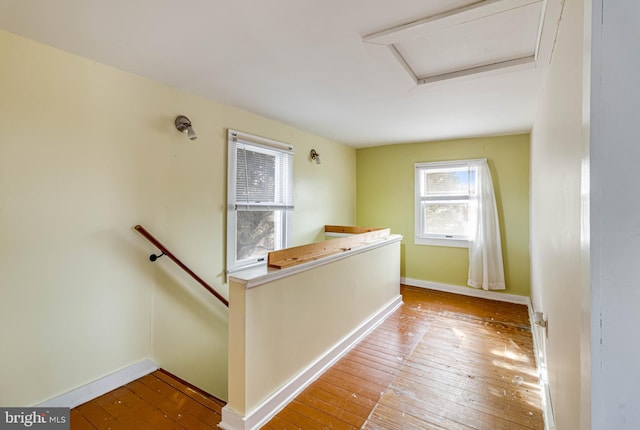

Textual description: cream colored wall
[227,241,401,415]
[356,135,530,296]
[0,29,355,405]
[529,0,586,428]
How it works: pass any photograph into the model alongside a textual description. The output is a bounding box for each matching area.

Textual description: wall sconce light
[310,149,321,164]
[175,115,197,140]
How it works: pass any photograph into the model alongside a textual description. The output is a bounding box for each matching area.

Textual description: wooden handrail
[134,225,229,307]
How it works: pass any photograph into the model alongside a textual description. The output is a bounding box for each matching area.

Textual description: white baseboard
[542,384,556,430]
[401,277,531,305]
[219,295,403,430]
[37,359,158,408]
[528,306,556,430]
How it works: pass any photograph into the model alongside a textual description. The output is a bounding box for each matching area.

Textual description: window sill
[414,237,469,248]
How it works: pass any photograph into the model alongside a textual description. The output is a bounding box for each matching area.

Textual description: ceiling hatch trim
[363,0,561,86]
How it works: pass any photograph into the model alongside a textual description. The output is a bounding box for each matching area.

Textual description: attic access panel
[364,0,546,85]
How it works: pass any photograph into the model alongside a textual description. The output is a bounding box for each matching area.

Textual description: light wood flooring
[71,285,543,429]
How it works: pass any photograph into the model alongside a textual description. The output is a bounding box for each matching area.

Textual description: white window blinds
[230,131,294,211]
[415,161,477,240]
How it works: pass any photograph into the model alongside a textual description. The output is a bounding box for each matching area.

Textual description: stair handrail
[134,224,229,307]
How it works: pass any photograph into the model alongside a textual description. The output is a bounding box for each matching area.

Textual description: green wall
[356,134,530,297]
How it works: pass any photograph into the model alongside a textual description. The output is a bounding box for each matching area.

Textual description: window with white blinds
[227,130,294,272]
[414,160,479,248]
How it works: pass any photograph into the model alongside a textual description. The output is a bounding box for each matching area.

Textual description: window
[227,130,294,273]
[415,160,478,248]
[415,158,506,289]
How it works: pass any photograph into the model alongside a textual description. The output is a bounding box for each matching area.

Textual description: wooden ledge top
[228,233,402,289]
[268,227,391,269]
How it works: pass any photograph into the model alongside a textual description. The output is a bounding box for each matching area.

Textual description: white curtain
[467,159,505,290]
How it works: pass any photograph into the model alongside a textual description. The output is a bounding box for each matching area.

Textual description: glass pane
[423,202,469,236]
[237,210,275,261]
[422,168,473,196]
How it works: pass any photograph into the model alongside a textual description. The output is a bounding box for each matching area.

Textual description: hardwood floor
[71,285,543,429]
[263,286,543,430]
[71,369,225,429]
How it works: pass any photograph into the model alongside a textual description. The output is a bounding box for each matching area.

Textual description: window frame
[226,129,294,274]
[414,159,480,248]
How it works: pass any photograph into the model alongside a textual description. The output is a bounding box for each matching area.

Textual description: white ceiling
[0,0,559,147]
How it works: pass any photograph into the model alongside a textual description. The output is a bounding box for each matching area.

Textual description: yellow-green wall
[356,134,530,296]
[0,29,355,406]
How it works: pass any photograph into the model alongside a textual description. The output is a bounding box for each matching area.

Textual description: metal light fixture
[175,115,197,140]
[310,149,321,164]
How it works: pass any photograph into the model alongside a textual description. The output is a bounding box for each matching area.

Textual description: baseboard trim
[401,277,531,305]
[541,382,556,430]
[37,359,158,408]
[528,305,556,430]
[219,295,403,430]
